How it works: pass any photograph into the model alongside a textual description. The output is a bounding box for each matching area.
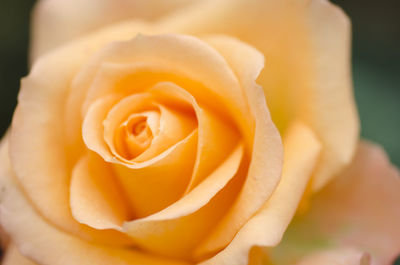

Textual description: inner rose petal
[103,93,197,163]
[101,93,156,162]
[149,82,240,191]
[70,152,133,230]
[68,35,280,260]
[121,142,246,259]
[71,34,252,149]
[82,87,203,219]
[133,104,196,162]
[115,112,159,160]
[113,130,198,218]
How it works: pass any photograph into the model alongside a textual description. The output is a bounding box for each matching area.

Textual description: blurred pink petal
[296,248,371,265]
[270,141,400,265]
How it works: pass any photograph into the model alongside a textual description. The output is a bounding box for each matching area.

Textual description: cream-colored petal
[10,21,152,243]
[295,248,371,265]
[0,139,189,265]
[2,245,37,265]
[72,34,251,145]
[199,121,321,264]
[160,0,359,191]
[132,104,196,162]
[31,0,199,60]
[64,23,155,162]
[195,35,283,254]
[270,141,400,265]
[122,142,244,259]
[149,81,240,191]
[184,103,240,191]
[114,130,198,218]
[83,95,122,163]
[83,86,200,219]
[70,153,132,230]
[84,92,192,165]
[113,111,160,160]
[91,92,155,162]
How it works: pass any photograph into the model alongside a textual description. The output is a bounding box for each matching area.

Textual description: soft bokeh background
[0,0,399,168]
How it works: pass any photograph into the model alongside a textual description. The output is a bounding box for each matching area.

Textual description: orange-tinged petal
[122,142,245,259]
[160,0,359,192]
[83,87,197,218]
[114,111,159,159]
[196,35,283,255]
[31,0,199,60]
[114,130,198,218]
[149,81,240,191]
[0,138,190,265]
[2,245,37,265]
[199,121,321,264]
[70,152,132,230]
[10,21,153,242]
[63,24,155,161]
[269,141,400,265]
[83,94,122,163]
[131,104,196,162]
[72,34,251,144]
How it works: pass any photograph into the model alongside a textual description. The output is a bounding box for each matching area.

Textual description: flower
[1,0,399,265]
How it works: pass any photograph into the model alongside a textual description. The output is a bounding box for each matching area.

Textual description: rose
[1,0,399,265]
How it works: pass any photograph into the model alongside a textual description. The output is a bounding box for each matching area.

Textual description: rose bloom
[1,0,399,264]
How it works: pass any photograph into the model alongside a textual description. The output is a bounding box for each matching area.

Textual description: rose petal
[70,34,251,146]
[269,141,400,265]
[84,91,196,165]
[149,82,240,191]
[10,22,152,243]
[122,141,244,258]
[77,36,247,222]
[114,130,198,218]
[160,0,359,192]
[91,81,243,257]
[86,90,198,219]
[194,35,283,255]
[295,248,371,265]
[84,92,199,218]
[83,94,122,163]
[105,95,196,163]
[199,121,321,264]
[302,0,359,191]
[0,138,189,265]
[70,152,132,230]
[31,0,199,60]
[2,245,37,265]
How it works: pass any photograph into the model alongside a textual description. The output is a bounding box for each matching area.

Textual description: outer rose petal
[269,141,400,265]
[295,248,371,265]
[2,245,37,265]
[159,0,359,191]
[10,22,154,244]
[0,137,189,265]
[31,0,200,60]
[199,121,321,264]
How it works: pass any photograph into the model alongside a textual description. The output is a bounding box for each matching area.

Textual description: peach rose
[1,0,399,265]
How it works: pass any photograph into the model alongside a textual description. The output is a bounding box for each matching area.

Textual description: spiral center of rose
[115,113,158,160]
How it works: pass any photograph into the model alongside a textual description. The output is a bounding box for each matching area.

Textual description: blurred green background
[0,0,399,166]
